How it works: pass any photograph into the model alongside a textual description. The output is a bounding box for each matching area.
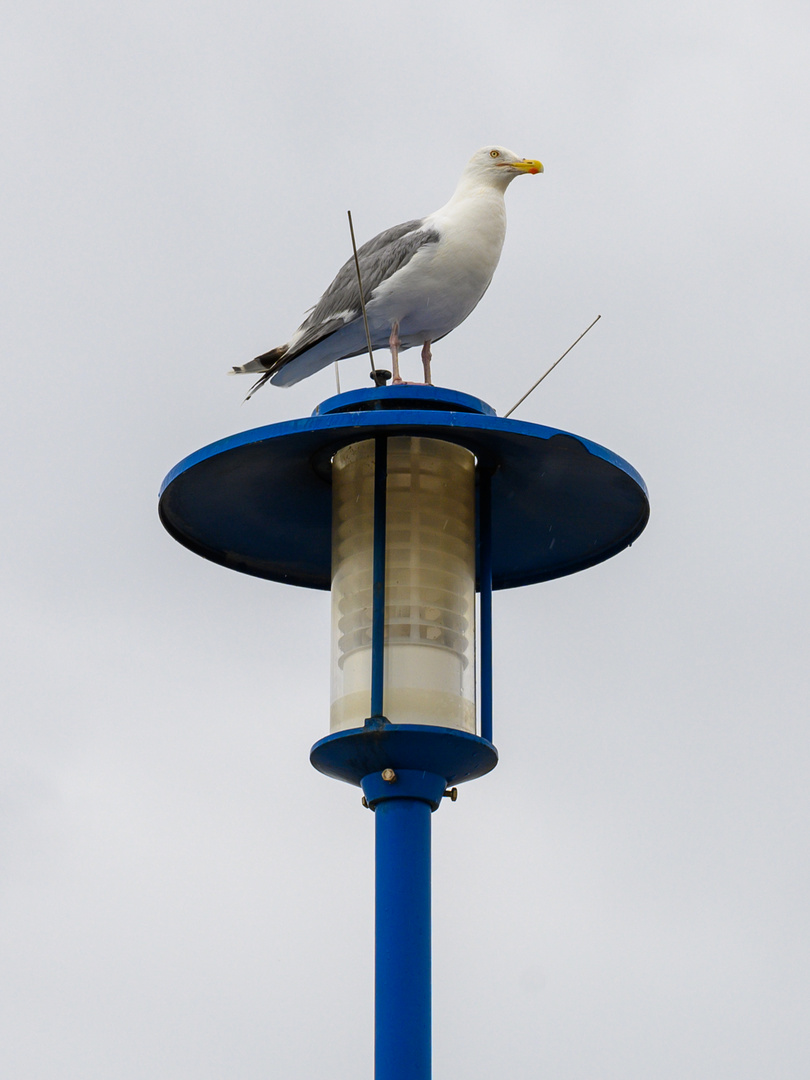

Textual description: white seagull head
[461,145,544,191]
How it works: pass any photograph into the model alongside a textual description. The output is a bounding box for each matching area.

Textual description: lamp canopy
[158,385,649,591]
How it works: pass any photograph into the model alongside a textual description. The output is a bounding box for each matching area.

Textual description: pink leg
[389,322,403,384]
[421,340,433,385]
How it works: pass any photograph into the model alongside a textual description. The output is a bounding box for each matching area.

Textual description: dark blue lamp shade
[159,385,649,591]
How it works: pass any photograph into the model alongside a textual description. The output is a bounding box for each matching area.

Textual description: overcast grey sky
[2,1,809,1077]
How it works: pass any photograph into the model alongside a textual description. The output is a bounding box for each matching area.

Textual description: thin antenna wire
[504,315,602,419]
[347,210,377,379]
[334,361,341,394]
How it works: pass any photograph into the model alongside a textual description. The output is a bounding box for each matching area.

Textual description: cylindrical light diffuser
[330,436,476,733]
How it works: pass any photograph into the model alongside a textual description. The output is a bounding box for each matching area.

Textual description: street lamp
[159,383,649,1080]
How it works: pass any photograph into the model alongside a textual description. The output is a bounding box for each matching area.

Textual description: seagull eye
[489,150,500,158]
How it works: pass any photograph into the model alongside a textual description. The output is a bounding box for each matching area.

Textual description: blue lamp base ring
[310,724,498,792]
[360,769,449,811]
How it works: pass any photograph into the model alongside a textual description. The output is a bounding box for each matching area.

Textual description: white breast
[366,186,508,347]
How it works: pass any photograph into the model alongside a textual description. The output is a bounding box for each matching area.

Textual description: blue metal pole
[479,469,494,745]
[361,770,446,1080]
[370,435,388,720]
[374,796,432,1080]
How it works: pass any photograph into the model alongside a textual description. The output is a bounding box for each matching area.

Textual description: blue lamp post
[159,383,649,1080]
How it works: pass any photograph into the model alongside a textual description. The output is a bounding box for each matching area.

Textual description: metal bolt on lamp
[159,383,649,1080]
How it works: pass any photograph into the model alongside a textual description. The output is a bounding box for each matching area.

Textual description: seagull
[231,146,543,396]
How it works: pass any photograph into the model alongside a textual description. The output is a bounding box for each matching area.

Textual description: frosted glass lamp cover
[330,436,477,733]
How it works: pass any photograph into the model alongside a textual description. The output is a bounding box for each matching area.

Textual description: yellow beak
[508,158,543,175]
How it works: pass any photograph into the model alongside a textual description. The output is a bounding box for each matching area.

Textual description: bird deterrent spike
[504,315,602,419]
[347,210,378,381]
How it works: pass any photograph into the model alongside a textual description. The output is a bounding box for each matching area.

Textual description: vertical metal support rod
[479,469,494,744]
[370,435,388,719]
[374,797,432,1080]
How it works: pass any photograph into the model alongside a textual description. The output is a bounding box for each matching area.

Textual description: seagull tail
[229,345,289,399]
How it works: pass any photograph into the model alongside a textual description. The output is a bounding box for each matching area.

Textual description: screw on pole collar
[361,769,449,812]
[443,787,458,801]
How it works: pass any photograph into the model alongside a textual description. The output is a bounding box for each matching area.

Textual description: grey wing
[285,219,440,359]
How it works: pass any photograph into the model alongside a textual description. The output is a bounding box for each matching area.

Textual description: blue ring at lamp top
[158,384,649,590]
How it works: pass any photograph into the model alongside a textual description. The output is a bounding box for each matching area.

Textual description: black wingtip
[243,370,273,402]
